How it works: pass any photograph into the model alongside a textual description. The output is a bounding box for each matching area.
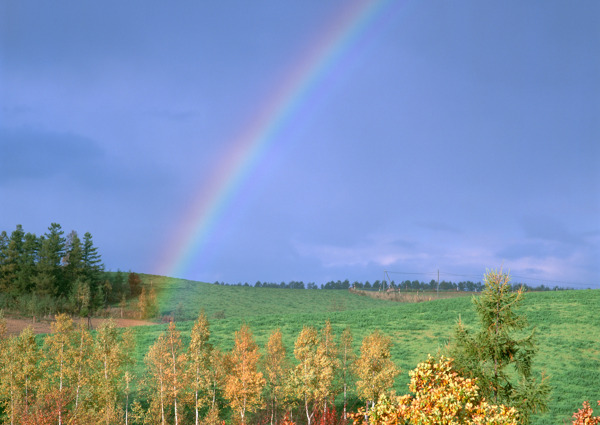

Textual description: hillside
[127,276,600,425]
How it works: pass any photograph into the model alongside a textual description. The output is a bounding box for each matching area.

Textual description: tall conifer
[448,269,550,424]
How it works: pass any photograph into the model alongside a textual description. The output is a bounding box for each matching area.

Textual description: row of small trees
[0,312,397,425]
[134,316,400,425]
[0,313,134,424]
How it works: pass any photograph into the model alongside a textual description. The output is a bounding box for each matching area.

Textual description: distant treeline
[215,279,571,292]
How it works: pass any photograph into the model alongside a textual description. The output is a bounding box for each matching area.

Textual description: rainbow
[157,0,398,281]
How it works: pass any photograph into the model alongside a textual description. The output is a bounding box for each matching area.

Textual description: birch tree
[292,326,331,425]
[320,320,339,418]
[146,333,169,425]
[93,319,129,424]
[224,324,265,424]
[165,321,186,425]
[354,330,399,409]
[188,310,212,425]
[340,326,355,420]
[42,313,75,425]
[264,328,289,425]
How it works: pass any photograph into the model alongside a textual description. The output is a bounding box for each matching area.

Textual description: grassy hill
[129,275,600,424]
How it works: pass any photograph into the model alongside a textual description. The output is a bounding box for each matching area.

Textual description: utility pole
[437,269,440,297]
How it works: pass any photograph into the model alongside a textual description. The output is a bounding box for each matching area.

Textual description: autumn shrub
[351,355,519,425]
[571,401,600,425]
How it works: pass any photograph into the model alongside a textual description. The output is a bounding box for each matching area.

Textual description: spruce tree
[447,269,550,424]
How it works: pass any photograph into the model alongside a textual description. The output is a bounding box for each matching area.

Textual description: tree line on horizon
[215,278,570,292]
[0,271,558,425]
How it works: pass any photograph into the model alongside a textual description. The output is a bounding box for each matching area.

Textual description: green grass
[129,276,600,424]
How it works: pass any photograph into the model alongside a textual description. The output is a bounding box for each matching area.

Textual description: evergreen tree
[64,231,84,287]
[0,225,25,295]
[16,232,39,295]
[447,269,550,424]
[82,232,104,313]
[35,223,66,297]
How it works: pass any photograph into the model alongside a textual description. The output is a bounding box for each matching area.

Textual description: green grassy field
[129,275,600,424]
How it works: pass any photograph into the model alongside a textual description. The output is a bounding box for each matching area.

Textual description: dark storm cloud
[521,216,584,245]
[0,127,175,194]
[0,127,105,183]
[496,241,574,261]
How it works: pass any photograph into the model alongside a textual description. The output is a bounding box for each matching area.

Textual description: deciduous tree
[93,319,130,424]
[41,313,75,425]
[264,328,290,425]
[188,310,213,425]
[340,326,356,420]
[354,330,399,409]
[352,355,519,425]
[224,324,265,424]
[291,326,331,425]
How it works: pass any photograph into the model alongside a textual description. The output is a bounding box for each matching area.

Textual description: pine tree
[224,324,265,424]
[0,225,25,295]
[354,330,399,409]
[82,232,104,311]
[64,231,84,286]
[448,269,550,424]
[35,224,66,297]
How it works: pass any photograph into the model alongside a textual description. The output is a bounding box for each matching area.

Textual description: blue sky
[1,1,598,288]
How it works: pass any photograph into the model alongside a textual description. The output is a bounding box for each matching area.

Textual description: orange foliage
[351,355,519,425]
[572,401,600,425]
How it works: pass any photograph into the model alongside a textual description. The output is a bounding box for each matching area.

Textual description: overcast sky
[1,1,598,288]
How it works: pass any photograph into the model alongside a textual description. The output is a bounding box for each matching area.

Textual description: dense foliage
[448,270,550,423]
[351,356,519,425]
[0,224,106,318]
